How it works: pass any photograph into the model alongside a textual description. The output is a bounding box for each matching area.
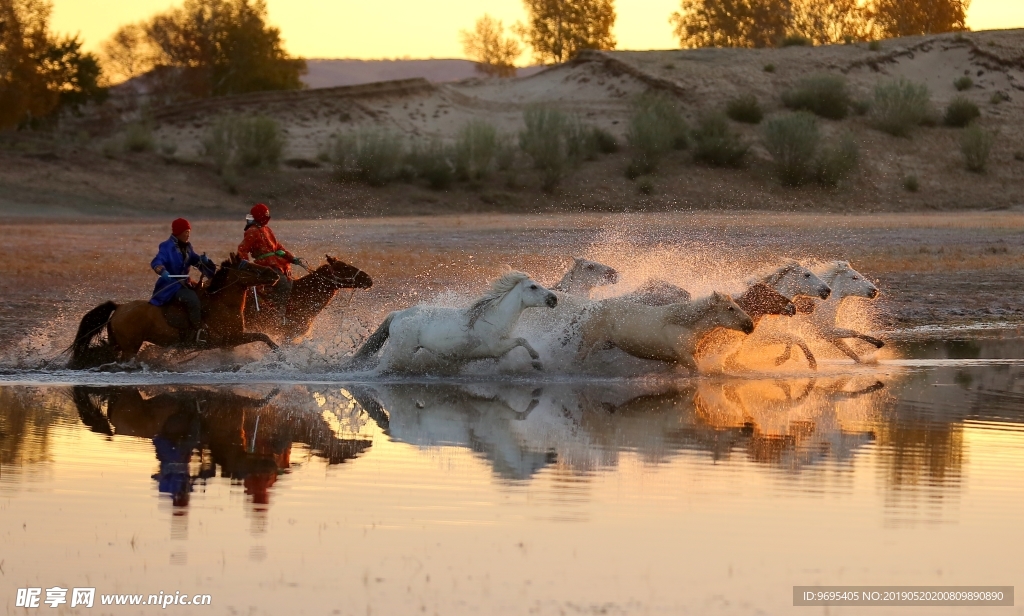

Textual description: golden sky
[53,0,1024,62]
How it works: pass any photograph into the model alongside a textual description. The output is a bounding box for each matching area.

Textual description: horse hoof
[774,356,788,366]
[874,340,885,348]
[808,360,818,371]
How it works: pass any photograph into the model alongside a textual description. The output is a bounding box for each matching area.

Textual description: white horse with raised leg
[622,260,832,306]
[770,261,882,367]
[576,292,755,372]
[348,271,558,374]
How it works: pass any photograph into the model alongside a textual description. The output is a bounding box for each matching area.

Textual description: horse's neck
[473,289,525,334]
[812,281,846,324]
[553,269,582,294]
[209,277,248,311]
[292,271,338,313]
[668,295,715,327]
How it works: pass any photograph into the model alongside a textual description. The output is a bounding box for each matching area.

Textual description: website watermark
[15,588,212,609]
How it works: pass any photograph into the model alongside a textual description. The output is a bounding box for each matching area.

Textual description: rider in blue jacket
[150,218,216,345]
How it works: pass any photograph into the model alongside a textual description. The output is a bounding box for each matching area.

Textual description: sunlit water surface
[2,338,1023,615]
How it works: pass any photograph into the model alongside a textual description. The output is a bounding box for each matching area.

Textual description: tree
[790,0,869,45]
[99,23,155,84]
[0,0,105,129]
[141,0,305,99]
[516,0,616,64]
[460,14,522,77]
[870,0,969,38]
[670,0,791,48]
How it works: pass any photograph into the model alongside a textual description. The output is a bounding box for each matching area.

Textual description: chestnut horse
[245,255,373,340]
[69,254,281,369]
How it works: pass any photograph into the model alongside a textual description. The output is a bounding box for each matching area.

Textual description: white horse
[576,292,755,372]
[551,258,619,296]
[623,260,832,306]
[348,271,558,373]
[770,261,883,367]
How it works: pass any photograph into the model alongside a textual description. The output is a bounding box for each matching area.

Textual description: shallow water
[1,338,1023,615]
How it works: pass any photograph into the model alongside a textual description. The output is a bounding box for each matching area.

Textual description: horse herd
[69,253,883,375]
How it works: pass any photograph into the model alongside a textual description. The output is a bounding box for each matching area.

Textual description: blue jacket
[149,236,216,306]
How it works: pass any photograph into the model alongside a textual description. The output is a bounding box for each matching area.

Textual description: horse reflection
[71,386,374,506]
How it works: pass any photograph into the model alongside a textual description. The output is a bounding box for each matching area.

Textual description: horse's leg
[795,340,817,370]
[489,337,543,370]
[831,338,864,362]
[831,327,884,348]
[774,344,793,366]
[223,332,279,351]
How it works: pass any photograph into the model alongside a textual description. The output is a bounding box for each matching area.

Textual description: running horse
[68,254,281,369]
[245,255,373,340]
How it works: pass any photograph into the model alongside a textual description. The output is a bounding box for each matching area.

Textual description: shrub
[454,120,498,180]
[990,91,1010,104]
[625,92,688,176]
[960,124,995,172]
[1014,150,1024,162]
[692,112,749,167]
[868,41,882,51]
[781,74,851,120]
[726,94,763,124]
[870,78,931,137]
[408,139,455,189]
[816,133,859,187]
[332,129,406,186]
[903,175,919,192]
[124,122,155,153]
[205,115,284,174]
[763,63,776,73]
[519,105,581,191]
[851,99,871,116]
[495,134,517,170]
[637,177,654,194]
[592,127,619,153]
[762,112,820,186]
[943,96,980,127]
[566,118,600,162]
[954,76,973,91]
[781,34,813,47]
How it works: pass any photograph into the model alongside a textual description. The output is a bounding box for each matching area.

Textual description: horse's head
[766,261,831,300]
[323,255,373,289]
[710,291,755,334]
[823,261,878,299]
[518,276,558,309]
[737,283,795,317]
[572,257,619,287]
[221,253,280,288]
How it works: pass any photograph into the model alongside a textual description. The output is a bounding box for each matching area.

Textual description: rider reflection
[152,410,201,507]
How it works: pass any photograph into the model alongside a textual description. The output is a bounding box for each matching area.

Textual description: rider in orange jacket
[237,203,307,323]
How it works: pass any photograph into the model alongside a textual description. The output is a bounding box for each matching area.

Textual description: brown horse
[245,255,372,340]
[69,254,281,369]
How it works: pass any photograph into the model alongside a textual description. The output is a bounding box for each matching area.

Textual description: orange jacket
[238,225,293,275]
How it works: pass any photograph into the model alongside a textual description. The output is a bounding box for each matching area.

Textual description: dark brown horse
[69,254,281,369]
[245,255,372,340]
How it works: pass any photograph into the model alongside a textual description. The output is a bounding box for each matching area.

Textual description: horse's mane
[466,271,531,328]
[207,255,240,293]
[754,259,800,287]
[667,292,726,326]
[816,260,849,286]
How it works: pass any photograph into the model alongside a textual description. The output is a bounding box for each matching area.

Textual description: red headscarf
[250,203,271,226]
[171,218,191,236]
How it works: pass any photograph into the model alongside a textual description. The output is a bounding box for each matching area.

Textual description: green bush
[960,124,995,172]
[816,133,859,187]
[1014,150,1024,162]
[331,129,406,186]
[691,112,748,167]
[870,78,931,137]
[123,122,155,153]
[954,76,973,91]
[868,41,882,51]
[204,115,284,174]
[780,34,813,47]
[592,127,619,153]
[990,91,1010,104]
[851,99,871,115]
[408,139,454,189]
[763,63,776,73]
[726,94,763,124]
[519,106,576,191]
[637,177,654,194]
[453,120,498,181]
[626,92,688,176]
[566,118,600,162]
[495,134,517,170]
[782,74,851,120]
[762,112,820,186]
[943,96,980,127]
[903,175,919,192]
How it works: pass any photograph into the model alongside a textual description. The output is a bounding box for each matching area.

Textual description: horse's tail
[349,312,395,364]
[69,301,118,369]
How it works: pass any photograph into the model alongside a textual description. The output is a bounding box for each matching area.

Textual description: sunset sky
[52,0,1024,63]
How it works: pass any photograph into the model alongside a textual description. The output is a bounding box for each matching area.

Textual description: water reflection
[69,386,375,507]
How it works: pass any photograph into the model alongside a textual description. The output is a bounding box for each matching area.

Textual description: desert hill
[302,58,545,89]
[2,29,1024,219]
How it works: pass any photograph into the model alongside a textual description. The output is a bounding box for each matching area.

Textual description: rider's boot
[182,326,208,349]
